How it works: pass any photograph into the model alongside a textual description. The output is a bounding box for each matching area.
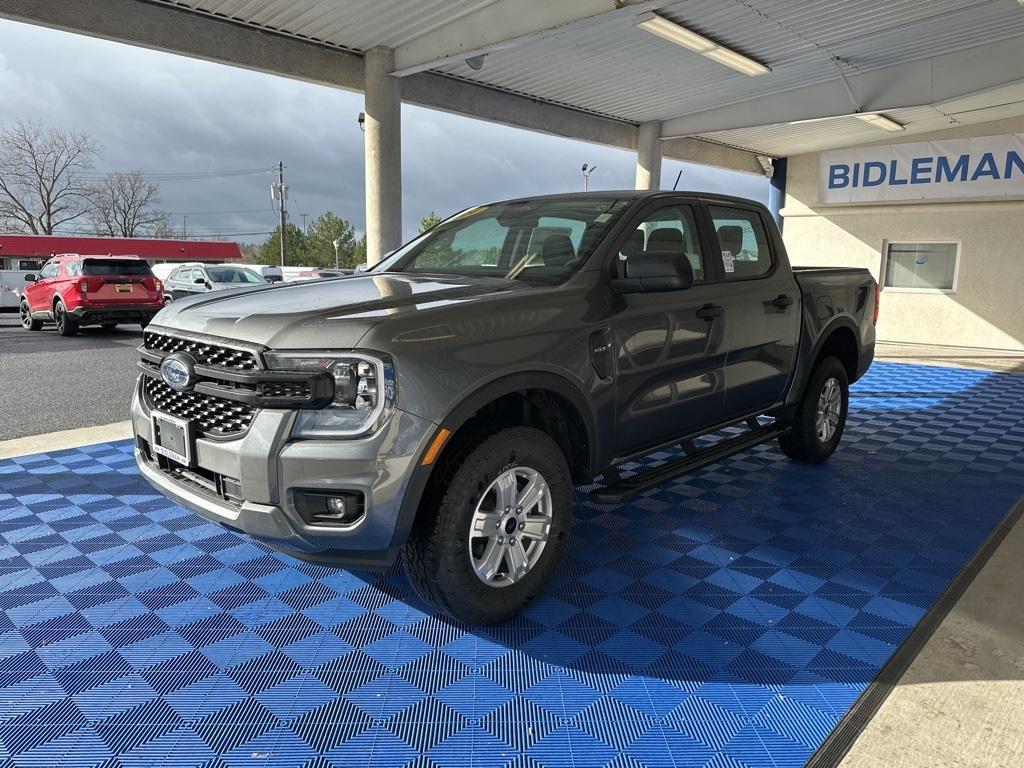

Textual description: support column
[634,121,663,190]
[364,47,402,265]
[768,157,787,232]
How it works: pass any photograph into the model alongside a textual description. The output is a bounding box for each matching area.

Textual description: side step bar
[588,420,789,504]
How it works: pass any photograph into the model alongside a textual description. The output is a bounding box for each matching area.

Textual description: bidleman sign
[820,133,1024,204]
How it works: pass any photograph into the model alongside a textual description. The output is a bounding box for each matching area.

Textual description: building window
[883,242,959,292]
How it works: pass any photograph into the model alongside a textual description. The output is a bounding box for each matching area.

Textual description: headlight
[264,351,396,438]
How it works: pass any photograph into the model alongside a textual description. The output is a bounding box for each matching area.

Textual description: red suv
[20,254,164,336]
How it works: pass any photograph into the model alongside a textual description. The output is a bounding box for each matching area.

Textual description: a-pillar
[634,121,662,190]
[364,47,402,265]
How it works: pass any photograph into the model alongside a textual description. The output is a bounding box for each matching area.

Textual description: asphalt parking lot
[0,313,142,440]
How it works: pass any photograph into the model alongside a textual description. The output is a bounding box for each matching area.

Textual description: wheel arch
[390,371,600,550]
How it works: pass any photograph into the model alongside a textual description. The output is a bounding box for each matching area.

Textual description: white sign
[820,133,1024,204]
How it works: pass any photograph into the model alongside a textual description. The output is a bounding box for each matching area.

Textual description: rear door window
[82,259,154,276]
[708,206,773,280]
[617,204,708,282]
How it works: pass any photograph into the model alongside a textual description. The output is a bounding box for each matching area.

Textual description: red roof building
[0,234,242,265]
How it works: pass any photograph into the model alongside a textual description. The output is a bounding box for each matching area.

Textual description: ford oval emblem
[160,354,195,392]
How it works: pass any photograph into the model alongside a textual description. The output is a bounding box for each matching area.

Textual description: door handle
[696,303,724,320]
[770,294,794,309]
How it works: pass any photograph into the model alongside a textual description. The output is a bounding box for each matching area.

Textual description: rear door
[704,202,800,415]
[81,259,160,305]
[609,198,728,457]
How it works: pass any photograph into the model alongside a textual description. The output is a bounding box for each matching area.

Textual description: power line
[163,207,277,216]
[77,166,275,182]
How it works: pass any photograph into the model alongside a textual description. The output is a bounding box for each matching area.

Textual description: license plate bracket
[115,284,132,293]
[152,411,194,466]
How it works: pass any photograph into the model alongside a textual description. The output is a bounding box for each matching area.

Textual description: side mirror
[24,274,36,282]
[192,275,207,285]
[611,253,694,294]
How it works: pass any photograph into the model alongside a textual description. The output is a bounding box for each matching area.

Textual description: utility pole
[182,215,188,239]
[301,213,308,232]
[271,161,288,266]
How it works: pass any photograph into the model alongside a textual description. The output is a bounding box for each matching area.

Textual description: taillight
[873,282,880,325]
[78,278,89,294]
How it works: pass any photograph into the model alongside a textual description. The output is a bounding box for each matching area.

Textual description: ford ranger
[131,192,877,623]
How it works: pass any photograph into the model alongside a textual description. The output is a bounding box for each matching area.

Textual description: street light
[581,163,597,192]
[332,238,342,270]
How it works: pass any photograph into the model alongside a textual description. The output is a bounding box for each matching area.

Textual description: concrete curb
[0,421,133,460]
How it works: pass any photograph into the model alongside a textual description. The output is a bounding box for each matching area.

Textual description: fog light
[294,490,366,527]
[326,496,350,518]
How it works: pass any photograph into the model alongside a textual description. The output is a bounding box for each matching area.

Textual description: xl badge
[160,353,195,392]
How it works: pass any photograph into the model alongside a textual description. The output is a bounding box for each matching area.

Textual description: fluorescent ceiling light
[855,113,905,132]
[635,12,769,76]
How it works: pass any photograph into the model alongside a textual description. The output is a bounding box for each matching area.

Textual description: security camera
[357,112,365,131]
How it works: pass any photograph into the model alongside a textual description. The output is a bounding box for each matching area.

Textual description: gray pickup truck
[132,191,877,623]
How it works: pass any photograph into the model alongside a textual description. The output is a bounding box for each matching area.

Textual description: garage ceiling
[27,0,1024,156]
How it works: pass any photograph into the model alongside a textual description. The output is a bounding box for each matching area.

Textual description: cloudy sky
[0,19,767,244]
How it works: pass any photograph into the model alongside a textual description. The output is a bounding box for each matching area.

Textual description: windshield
[82,259,153,276]
[206,266,265,283]
[376,197,630,285]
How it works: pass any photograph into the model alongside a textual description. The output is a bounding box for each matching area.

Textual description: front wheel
[19,301,43,331]
[403,426,572,624]
[54,300,79,337]
[778,355,849,463]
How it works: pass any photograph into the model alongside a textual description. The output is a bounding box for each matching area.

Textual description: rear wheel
[19,301,43,331]
[54,300,78,337]
[778,355,849,463]
[403,426,572,624]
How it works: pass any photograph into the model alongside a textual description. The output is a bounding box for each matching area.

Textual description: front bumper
[131,377,436,568]
[71,304,161,325]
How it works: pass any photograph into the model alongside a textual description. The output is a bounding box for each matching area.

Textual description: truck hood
[154,272,524,349]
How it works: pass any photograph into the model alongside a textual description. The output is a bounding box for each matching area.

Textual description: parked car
[132,191,877,623]
[163,263,268,300]
[21,254,163,336]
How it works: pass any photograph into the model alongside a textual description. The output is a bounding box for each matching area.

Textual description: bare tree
[0,120,99,234]
[89,171,163,237]
[148,214,183,239]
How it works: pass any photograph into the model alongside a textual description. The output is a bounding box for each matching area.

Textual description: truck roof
[488,190,770,210]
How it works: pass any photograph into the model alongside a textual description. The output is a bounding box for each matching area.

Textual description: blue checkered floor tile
[0,362,1022,768]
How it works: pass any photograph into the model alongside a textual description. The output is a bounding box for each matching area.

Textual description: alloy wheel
[468,466,553,588]
[816,377,842,442]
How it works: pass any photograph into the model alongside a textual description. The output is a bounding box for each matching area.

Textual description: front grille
[260,380,312,399]
[143,330,259,370]
[144,377,255,436]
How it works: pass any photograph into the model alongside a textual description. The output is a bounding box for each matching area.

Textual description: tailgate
[81,259,161,304]
[88,276,160,304]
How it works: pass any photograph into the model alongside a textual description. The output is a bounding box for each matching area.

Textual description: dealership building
[781,117,1024,352]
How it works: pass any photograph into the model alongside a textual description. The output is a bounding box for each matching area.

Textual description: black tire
[54,299,78,337]
[778,355,849,463]
[19,300,43,331]
[402,425,573,624]
[101,323,118,330]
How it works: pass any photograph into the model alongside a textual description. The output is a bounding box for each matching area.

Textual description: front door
[705,203,801,415]
[25,259,59,313]
[610,200,727,458]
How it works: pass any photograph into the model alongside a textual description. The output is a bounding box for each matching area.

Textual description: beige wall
[782,115,1024,351]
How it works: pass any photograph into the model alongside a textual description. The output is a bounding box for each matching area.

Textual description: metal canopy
[8,0,1024,158]
[148,0,1024,155]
